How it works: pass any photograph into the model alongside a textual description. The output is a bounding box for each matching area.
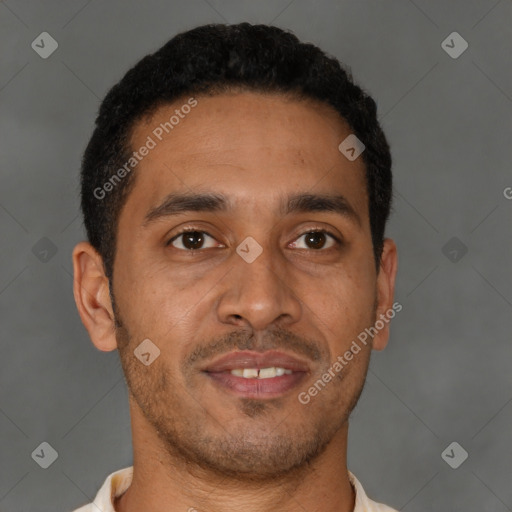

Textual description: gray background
[1,0,511,510]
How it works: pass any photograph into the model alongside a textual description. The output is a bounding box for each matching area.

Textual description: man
[71,22,399,512]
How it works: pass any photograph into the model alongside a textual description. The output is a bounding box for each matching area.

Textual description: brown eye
[168,230,218,250]
[306,232,327,249]
[290,230,338,250]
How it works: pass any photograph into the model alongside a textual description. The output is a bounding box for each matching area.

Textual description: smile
[201,350,310,398]
[229,367,293,378]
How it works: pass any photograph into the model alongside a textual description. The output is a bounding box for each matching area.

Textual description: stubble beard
[112,297,370,482]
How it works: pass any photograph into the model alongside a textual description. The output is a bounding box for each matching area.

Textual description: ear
[372,238,398,351]
[72,241,118,352]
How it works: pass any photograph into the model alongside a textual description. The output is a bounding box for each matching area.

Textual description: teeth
[259,367,277,379]
[230,367,292,379]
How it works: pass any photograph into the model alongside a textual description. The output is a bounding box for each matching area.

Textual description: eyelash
[166,226,341,250]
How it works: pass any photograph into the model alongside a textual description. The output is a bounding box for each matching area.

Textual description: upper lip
[202,350,311,373]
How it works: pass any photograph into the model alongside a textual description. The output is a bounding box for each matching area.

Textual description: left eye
[289,230,338,250]
[167,229,338,251]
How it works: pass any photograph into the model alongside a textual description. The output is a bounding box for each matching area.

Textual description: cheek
[116,259,215,355]
[305,259,376,345]
[113,260,178,333]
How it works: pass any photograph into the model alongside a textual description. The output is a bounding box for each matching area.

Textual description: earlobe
[372,238,398,351]
[72,241,118,352]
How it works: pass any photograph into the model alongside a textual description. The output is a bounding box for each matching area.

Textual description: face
[76,91,397,479]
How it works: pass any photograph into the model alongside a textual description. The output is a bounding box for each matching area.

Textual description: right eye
[167,229,222,251]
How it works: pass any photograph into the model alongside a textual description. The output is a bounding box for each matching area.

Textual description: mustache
[184,327,325,368]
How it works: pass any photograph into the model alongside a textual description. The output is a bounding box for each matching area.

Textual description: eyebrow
[142,191,361,227]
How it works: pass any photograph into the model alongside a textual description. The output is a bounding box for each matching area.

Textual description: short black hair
[80,22,392,283]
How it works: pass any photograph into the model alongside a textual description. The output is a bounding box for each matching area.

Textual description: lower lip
[204,371,307,399]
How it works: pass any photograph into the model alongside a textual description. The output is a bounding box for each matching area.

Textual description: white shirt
[72,466,398,512]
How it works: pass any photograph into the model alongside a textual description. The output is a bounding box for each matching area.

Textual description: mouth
[201,350,310,399]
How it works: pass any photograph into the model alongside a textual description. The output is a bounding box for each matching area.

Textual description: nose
[216,242,303,332]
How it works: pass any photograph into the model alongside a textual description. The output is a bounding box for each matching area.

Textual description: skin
[72,91,397,512]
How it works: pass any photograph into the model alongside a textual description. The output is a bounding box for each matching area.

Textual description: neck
[115,398,355,512]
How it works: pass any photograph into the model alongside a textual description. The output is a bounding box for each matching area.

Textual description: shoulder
[348,471,400,512]
[69,466,133,512]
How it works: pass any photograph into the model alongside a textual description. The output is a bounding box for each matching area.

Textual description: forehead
[122,91,368,224]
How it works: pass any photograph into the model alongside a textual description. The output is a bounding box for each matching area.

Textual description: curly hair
[80,22,392,282]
